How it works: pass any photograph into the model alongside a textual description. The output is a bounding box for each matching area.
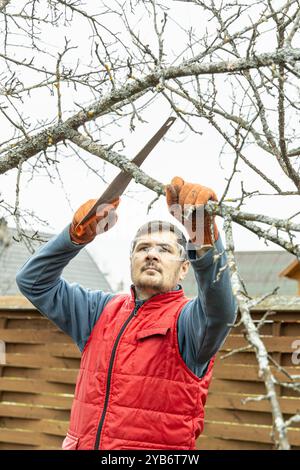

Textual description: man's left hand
[165,176,219,246]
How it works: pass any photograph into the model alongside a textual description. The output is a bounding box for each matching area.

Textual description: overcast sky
[1,0,299,291]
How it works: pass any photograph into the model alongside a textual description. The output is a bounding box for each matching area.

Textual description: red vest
[62,288,215,450]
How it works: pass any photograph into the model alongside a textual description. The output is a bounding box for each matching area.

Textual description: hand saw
[74,116,176,237]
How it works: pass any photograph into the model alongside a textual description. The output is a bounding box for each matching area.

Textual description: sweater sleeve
[177,236,237,378]
[16,225,115,351]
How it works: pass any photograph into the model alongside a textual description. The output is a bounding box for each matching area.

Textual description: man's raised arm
[16,198,120,351]
[165,177,237,377]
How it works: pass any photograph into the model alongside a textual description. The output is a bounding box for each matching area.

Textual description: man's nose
[145,247,160,259]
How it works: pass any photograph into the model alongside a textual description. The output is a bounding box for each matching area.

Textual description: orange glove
[165,177,218,246]
[70,198,120,245]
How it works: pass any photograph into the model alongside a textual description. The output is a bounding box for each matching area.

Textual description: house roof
[279,259,300,279]
[182,249,298,298]
[0,226,112,295]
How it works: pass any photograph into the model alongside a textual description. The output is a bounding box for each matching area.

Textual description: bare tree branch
[0,0,10,12]
[223,214,290,450]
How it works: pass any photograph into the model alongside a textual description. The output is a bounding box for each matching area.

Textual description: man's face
[130,231,190,300]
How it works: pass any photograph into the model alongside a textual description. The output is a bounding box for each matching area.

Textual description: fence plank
[0,428,63,447]
[6,343,81,358]
[4,353,79,369]
[211,378,277,395]
[0,329,70,344]
[213,363,300,382]
[0,403,69,421]
[4,367,78,384]
[206,392,300,415]
[0,417,68,436]
[198,435,273,450]
[203,422,300,446]
[205,407,300,428]
[1,392,73,409]
[0,377,75,395]
[222,335,299,353]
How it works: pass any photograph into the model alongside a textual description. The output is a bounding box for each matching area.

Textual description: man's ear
[178,260,190,281]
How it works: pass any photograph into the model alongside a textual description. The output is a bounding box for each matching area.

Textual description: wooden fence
[0,296,300,450]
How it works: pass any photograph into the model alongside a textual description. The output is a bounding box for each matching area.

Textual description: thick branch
[60,134,300,258]
[206,201,300,257]
[66,129,164,195]
[210,202,300,232]
[1,47,300,175]
[0,0,10,12]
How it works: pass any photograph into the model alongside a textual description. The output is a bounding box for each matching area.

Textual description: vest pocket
[133,327,170,376]
[136,327,170,341]
[62,431,79,450]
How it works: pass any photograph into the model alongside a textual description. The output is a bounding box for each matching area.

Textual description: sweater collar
[130,284,184,306]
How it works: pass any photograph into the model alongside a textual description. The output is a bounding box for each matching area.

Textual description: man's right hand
[69,198,120,245]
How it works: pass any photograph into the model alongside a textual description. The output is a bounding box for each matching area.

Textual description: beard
[134,271,164,293]
[132,263,182,295]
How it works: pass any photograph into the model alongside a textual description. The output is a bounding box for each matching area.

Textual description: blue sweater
[16,226,237,378]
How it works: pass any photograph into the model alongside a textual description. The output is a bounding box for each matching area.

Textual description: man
[16,177,237,450]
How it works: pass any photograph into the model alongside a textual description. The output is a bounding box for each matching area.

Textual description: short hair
[131,220,188,260]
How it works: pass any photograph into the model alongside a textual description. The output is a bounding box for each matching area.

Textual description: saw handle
[74,214,98,238]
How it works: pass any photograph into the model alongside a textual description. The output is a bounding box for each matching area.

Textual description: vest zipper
[94,303,141,450]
